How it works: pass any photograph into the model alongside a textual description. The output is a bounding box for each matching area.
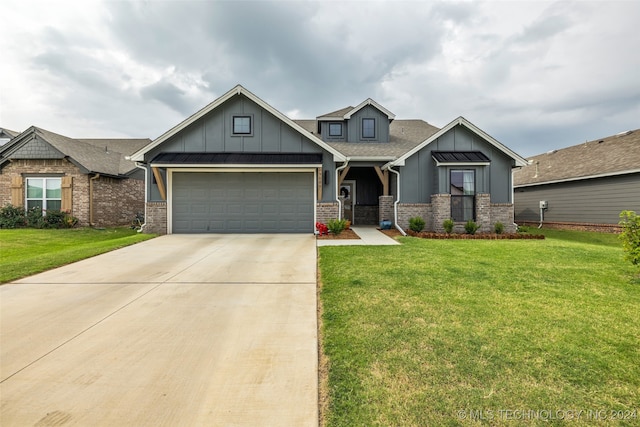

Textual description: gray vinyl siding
[398,124,514,203]
[514,173,640,224]
[347,105,390,143]
[144,94,337,202]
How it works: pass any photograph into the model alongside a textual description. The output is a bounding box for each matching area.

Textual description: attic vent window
[232,116,252,135]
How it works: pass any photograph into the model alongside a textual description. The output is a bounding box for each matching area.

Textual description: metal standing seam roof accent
[431,151,491,163]
[151,152,323,165]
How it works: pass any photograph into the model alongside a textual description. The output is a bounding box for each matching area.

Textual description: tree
[619,210,640,268]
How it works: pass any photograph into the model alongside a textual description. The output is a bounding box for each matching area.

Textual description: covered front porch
[337,164,391,226]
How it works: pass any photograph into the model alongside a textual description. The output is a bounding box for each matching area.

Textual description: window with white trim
[26,177,62,213]
[232,116,252,135]
[450,170,475,221]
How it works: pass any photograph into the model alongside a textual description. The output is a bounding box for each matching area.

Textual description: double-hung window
[450,170,475,221]
[26,177,62,213]
[329,123,343,137]
[362,118,375,139]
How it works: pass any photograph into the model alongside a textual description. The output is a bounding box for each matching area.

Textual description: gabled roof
[129,84,346,162]
[0,128,19,140]
[294,119,440,160]
[384,116,528,169]
[317,99,395,121]
[0,127,150,177]
[514,129,640,187]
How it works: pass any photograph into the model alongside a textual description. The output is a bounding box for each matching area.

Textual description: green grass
[0,228,156,283]
[319,229,640,426]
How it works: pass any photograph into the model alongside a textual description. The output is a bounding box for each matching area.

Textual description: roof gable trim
[344,98,396,120]
[129,85,346,162]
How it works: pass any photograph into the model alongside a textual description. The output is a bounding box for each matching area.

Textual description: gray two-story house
[129,85,527,234]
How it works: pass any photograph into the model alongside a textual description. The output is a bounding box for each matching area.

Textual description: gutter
[134,162,148,233]
[89,173,100,226]
[335,158,350,220]
[386,166,407,236]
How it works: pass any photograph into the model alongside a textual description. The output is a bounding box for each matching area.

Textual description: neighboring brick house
[128,85,528,235]
[514,129,640,232]
[0,126,150,227]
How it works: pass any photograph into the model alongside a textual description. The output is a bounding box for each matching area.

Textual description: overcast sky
[1,0,638,157]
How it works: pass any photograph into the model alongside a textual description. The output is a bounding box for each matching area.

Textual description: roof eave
[515,168,640,188]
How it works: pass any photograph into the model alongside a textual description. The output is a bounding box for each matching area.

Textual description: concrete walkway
[317,225,401,246]
[0,234,318,427]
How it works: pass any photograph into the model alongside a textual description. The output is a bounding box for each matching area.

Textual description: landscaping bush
[464,219,480,235]
[0,204,26,229]
[408,216,425,232]
[26,207,45,228]
[42,210,79,229]
[443,218,454,234]
[327,218,347,235]
[619,210,640,268]
[494,221,504,234]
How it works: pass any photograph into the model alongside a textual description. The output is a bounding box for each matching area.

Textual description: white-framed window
[26,177,62,213]
[329,122,343,137]
[362,118,375,139]
[232,116,252,135]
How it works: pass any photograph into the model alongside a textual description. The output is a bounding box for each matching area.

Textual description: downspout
[386,166,406,236]
[335,158,350,220]
[538,206,545,229]
[89,173,100,227]
[134,162,148,233]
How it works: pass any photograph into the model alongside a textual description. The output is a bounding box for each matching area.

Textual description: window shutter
[61,176,73,212]
[11,176,24,207]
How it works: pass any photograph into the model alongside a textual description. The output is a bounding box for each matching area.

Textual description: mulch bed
[406,230,545,239]
[316,228,361,240]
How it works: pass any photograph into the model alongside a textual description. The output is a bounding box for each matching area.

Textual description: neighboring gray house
[129,85,528,234]
[0,126,150,226]
[513,129,640,232]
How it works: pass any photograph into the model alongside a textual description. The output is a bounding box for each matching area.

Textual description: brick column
[145,201,167,234]
[431,194,451,233]
[316,202,339,224]
[475,194,491,232]
[379,195,394,224]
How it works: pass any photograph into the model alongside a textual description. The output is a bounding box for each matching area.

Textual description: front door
[340,180,356,223]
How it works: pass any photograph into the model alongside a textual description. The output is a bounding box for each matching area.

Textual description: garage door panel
[172,172,313,233]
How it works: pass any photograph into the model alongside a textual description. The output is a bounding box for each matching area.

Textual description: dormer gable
[316,98,395,143]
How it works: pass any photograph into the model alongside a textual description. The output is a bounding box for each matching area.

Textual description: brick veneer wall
[379,195,394,223]
[491,203,517,233]
[354,205,378,225]
[92,177,144,227]
[431,194,451,233]
[0,159,144,227]
[475,193,492,233]
[145,201,167,234]
[316,202,339,224]
[397,203,432,231]
[0,159,90,224]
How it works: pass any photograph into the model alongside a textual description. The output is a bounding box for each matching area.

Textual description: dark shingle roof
[293,119,440,159]
[514,129,640,186]
[0,127,151,177]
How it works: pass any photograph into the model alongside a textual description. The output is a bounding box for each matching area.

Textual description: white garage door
[172,172,314,233]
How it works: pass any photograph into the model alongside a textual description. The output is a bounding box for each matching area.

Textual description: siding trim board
[514,168,640,188]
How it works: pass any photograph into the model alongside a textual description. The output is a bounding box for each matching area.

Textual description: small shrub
[443,218,454,234]
[0,204,26,228]
[42,210,79,229]
[327,218,347,235]
[409,216,425,232]
[517,225,530,233]
[619,210,640,267]
[464,219,480,235]
[494,221,505,234]
[26,206,45,228]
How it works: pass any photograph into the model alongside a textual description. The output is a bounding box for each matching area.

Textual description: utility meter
[539,200,548,210]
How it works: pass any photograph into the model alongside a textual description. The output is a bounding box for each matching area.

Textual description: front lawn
[319,230,639,426]
[0,228,155,284]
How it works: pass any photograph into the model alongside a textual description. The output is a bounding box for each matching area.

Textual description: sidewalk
[317,225,401,246]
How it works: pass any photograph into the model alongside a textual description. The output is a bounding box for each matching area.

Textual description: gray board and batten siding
[514,173,640,225]
[318,104,391,143]
[144,94,338,203]
[398,124,515,204]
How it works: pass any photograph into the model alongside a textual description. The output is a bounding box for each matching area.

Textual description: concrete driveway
[0,234,317,426]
